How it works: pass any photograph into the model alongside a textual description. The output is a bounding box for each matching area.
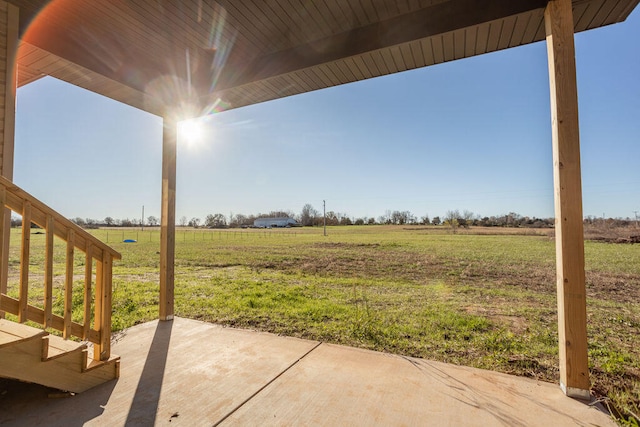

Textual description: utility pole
[634,210,638,228]
[141,205,145,231]
[323,200,326,237]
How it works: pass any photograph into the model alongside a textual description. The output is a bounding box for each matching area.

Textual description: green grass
[5,225,639,423]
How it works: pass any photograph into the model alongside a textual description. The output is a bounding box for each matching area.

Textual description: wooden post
[0,2,18,317]
[545,0,590,399]
[94,252,112,361]
[160,118,176,321]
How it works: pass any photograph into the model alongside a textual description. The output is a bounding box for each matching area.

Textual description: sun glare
[178,118,205,147]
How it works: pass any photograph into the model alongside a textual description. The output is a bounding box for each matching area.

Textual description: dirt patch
[584,224,640,244]
[311,242,380,249]
[256,245,640,305]
[587,272,640,304]
[464,305,529,334]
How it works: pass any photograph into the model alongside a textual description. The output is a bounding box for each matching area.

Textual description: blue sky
[15,10,640,223]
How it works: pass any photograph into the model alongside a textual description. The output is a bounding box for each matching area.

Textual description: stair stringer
[0,322,119,393]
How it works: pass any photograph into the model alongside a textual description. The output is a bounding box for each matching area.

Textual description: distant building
[253,217,299,228]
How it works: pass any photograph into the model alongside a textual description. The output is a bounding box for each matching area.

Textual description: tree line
[10,205,637,230]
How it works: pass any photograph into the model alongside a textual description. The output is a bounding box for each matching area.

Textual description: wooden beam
[1,2,17,180]
[0,2,18,317]
[545,0,590,399]
[160,118,176,321]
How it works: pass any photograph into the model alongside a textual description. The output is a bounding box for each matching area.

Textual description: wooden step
[42,335,86,361]
[0,319,120,393]
[0,319,47,348]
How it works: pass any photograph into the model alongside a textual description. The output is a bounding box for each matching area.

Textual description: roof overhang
[9,0,640,118]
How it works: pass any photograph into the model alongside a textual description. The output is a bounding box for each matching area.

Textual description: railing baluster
[94,257,104,361]
[0,176,119,347]
[19,201,31,323]
[101,252,113,360]
[64,229,75,339]
[83,243,93,340]
[44,215,54,328]
[0,184,6,319]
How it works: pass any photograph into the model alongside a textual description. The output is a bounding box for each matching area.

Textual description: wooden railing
[0,176,121,362]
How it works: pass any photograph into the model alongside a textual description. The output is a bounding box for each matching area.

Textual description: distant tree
[340,216,353,226]
[147,216,159,226]
[432,216,441,226]
[378,210,392,225]
[367,217,376,225]
[104,216,115,226]
[389,210,414,225]
[461,210,474,228]
[354,218,365,225]
[188,217,200,228]
[267,210,295,219]
[121,218,133,227]
[391,211,402,225]
[505,212,522,227]
[179,216,188,227]
[71,217,86,227]
[300,204,318,226]
[421,215,430,225]
[233,214,252,228]
[443,210,460,232]
[204,213,227,228]
[10,215,21,228]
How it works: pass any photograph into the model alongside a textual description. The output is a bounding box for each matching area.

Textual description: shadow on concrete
[124,319,173,426]
[401,356,610,426]
[0,376,117,426]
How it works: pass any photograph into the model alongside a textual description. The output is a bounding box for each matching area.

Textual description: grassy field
[6,225,640,423]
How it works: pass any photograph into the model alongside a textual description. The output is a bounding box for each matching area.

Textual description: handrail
[0,176,121,361]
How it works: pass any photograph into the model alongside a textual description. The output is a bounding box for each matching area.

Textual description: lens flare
[178,118,205,147]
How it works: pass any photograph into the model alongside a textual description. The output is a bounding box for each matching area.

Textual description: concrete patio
[0,317,614,426]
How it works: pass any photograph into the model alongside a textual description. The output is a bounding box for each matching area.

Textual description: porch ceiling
[9,0,640,118]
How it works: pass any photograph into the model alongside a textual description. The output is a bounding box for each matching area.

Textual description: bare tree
[179,216,188,227]
[204,213,227,228]
[458,209,474,228]
[444,210,460,232]
[300,204,318,226]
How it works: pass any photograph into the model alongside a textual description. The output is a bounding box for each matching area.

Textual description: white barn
[253,217,299,228]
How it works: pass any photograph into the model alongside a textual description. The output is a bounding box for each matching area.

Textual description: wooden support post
[0,3,18,318]
[160,118,176,321]
[545,0,590,399]
[0,184,5,318]
[94,252,113,361]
